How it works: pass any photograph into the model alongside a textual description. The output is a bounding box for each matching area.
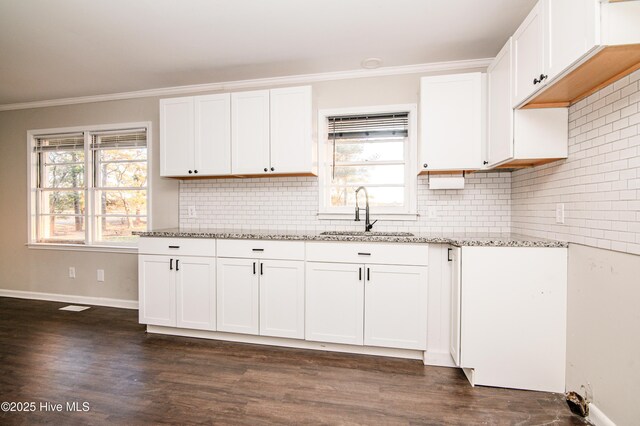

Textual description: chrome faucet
[355,186,377,232]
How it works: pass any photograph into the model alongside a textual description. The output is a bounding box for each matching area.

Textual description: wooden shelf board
[494,158,565,169]
[523,44,640,109]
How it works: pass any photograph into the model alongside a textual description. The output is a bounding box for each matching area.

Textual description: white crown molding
[0,58,493,111]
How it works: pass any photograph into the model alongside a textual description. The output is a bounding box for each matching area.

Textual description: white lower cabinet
[450,246,567,393]
[216,257,305,338]
[259,260,305,339]
[139,254,216,330]
[216,257,260,334]
[364,264,428,350]
[305,261,428,350]
[305,262,364,345]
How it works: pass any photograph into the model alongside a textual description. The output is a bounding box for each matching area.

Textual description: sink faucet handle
[366,219,378,231]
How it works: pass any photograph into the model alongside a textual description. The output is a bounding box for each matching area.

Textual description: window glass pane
[95,216,147,243]
[330,186,405,207]
[99,148,147,162]
[44,164,84,188]
[98,162,147,188]
[38,215,85,243]
[45,150,84,164]
[41,191,85,215]
[97,190,147,216]
[335,139,404,163]
[333,165,404,185]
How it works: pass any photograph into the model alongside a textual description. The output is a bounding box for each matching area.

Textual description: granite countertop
[133,228,568,248]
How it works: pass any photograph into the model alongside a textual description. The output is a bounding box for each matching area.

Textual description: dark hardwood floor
[0,297,588,425]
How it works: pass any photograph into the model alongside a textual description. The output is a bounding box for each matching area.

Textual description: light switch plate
[97,269,105,282]
[187,205,197,218]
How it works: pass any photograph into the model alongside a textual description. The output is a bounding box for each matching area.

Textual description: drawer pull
[252,248,264,252]
[357,252,371,256]
[168,245,180,249]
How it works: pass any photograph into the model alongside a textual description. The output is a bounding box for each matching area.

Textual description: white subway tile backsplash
[512,69,640,254]
[179,173,511,234]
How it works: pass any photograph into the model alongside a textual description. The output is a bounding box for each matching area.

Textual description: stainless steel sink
[320,231,414,237]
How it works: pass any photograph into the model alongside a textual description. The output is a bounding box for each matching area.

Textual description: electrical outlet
[97,269,105,282]
[556,203,565,224]
[69,267,76,279]
[427,206,438,219]
[187,205,197,218]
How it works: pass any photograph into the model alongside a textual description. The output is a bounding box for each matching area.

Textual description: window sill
[317,212,418,221]
[26,243,138,254]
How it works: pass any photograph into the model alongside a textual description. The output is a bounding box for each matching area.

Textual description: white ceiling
[0,0,536,105]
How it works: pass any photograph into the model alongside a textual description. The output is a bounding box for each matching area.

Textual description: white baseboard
[588,403,616,426]
[0,289,138,310]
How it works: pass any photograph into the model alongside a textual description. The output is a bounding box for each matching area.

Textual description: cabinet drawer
[217,239,304,260]
[306,242,428,266]
[138,237,216,257]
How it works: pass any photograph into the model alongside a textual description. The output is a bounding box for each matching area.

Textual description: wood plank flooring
[0,297,588,425]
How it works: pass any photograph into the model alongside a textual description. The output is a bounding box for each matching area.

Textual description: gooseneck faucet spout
[354,186,377,232]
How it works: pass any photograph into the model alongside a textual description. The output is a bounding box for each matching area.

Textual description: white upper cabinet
[231,90,271,175]
[160,94,231,177]
[160,96,195,177]
[419,72,485,172]
[270,86,313,174]
[487,39,514,167]
[194,94,232,175]
[512,0,640,108]
[544,0,599,82]
[512,1,545,107]
[161,85,314,178]
[487,38,568,168]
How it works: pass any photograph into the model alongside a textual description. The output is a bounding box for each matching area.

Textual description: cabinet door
[305,262,364,345]
[139,255,176,326]
[512,1,545,107]
[364,264,428,350]
[544,0,599,82]
[419,73,484,171]
[259,260,305,339]
[231,90,270,174]
[176,256,216,331]
[216,257,259,335]
[449,247,461,366]
[194,93,231,175]
[160,96,194,176]
[269,86,313,174]
[487,39,514,167]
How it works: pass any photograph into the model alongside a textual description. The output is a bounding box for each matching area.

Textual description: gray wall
[567,244,640,425]
[0,97,179,301]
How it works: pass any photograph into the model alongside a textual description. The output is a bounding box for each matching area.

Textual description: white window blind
[326,113,410,209]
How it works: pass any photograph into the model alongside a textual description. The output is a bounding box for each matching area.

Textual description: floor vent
[59,305,90,312]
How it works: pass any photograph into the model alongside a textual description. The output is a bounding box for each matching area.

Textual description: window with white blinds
[30,125,149,246]
[320,107,417,216]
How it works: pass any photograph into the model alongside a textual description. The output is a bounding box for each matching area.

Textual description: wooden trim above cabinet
[523,44,640,109]
[493,158,565,169]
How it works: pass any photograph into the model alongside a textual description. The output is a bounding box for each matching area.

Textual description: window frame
[27,122,152,252]
[317,104,418,220]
